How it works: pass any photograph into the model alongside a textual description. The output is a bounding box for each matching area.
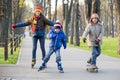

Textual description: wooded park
[0,0,120,57]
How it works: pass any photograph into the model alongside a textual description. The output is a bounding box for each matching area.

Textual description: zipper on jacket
[54,34,58,50]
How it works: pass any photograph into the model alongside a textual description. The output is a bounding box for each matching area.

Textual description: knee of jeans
[56,57,61,63]
[96,51,101,56]
[92,53,98,58]
[97,53,100,57]
[43,56,49,62]
[33,46,37,50]
[40,46,45,51]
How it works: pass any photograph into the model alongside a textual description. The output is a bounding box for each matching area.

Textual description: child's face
[91,18,98,24]
[35,11,40,16]
[55,29,60,33]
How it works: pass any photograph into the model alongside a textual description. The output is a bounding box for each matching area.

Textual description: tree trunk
[62,0,65,20]
[84,0,92,24]
[8,0,12,36]
[115,0,120,54]
[43,0,46,15]
[48,0,51,20]
[92,0,101,16]
[68,0,73,24]
[45,0,51,34]
[63,0,69,42]
[0,0,4,43]
[109,0,114,37]
[70,1,75,44]
[118,16,120,54]
[54,0,58,21]
[74,0,80,46]
[2,0,9,39]
[84,0,101,24]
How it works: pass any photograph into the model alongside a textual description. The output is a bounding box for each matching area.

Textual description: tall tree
[70,0,75,44]
[74,0,80,46]
[47,0,51,20]
[109,0,114,37]
[54,0,58,21]
[63,0,69,42]
[115,0,120,54]
[2,0,12,41]
[46,0,51,33]
[68,0,73,24]
[13,0,25,34]
[84,0,92,24]
[92,0,100,16]
[84,0,101,24]
[0,0,4,36]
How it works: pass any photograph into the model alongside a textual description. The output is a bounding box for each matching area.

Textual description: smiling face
[91,18,99,24]
[55,28,60,33]
[35,11,41,16]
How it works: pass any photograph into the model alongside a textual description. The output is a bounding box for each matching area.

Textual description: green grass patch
[0,47,21,64]
[68,37,120,58]
[101,37,120,58]
[0,38,24,64]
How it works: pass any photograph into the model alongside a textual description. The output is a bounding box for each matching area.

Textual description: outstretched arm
[12,18,32,29]
[47,20,55,26]
[43,15,55,26]
[15,22,31,28]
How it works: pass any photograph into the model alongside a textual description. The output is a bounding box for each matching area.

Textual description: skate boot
[57,63,64,73]
[31,59,36,68]
[42,60,47,68]
[87,58,92,64]
[38,63,46,72]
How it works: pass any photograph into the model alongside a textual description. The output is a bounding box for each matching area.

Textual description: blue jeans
[32,36,46,60]
[91,46,101,65]
[43,48,61,64]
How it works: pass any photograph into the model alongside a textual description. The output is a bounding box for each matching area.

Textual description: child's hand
[12,24,16,29]
[52,34,57,38]
[95,38,100,42]
[95,38,100,44]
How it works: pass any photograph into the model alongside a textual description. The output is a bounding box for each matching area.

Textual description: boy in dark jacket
[38,23,67,73]
[12,6,54,68]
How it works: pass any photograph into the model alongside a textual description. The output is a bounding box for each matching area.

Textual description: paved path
[0,35,120,80]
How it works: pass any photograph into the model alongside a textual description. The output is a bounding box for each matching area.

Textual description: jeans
[91,46,101,65]
[43,48,61,64]
[32,36,46,60]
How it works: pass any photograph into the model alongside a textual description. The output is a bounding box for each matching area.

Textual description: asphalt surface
[0,35,120,80]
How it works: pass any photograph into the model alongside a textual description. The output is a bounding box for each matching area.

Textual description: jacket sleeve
[98,25,104,40]
[15,17,32,28]
[62,32,67,48]
[47,20,55,26]
[43,16,55,26]
[16,21,31,28]
[47,29,54,39]
[82,25,90,38]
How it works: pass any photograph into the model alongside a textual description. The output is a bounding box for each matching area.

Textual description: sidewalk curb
[16,38,25,65]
